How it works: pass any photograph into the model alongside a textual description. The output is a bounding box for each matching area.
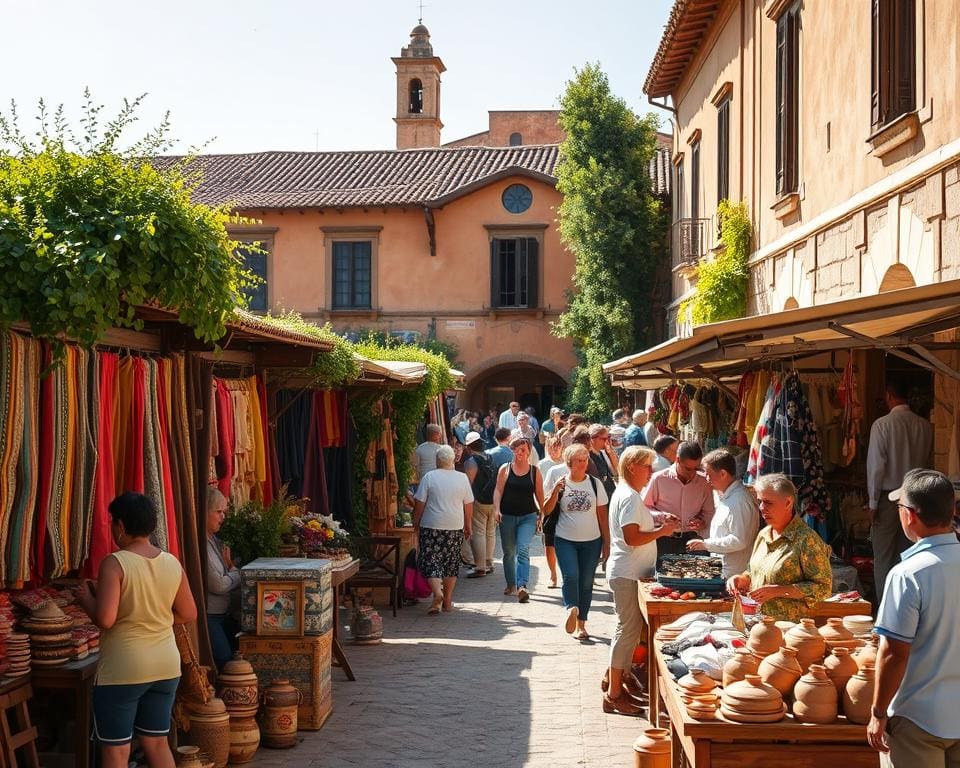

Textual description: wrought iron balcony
[671,218,710,271]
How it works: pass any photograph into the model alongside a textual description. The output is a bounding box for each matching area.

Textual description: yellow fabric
[96,549,183,685]
[246,376,267,500]
[744,371,770,440]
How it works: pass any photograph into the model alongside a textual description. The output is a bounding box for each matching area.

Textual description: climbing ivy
[346,392,383,535]
[0,92,253,349]
[686,199,751,325]
[258,311,361,387]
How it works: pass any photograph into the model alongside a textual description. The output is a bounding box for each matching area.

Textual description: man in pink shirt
[642,441,715,557]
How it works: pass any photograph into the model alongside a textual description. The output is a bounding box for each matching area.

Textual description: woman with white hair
[205,486,241,671]
[414,445,475,614]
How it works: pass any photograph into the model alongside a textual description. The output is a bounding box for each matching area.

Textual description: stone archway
[463,359,567,421]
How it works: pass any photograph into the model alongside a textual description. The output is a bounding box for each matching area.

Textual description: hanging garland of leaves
[258,311,361,387]
[346,393,384,535]
[686,199,752,325]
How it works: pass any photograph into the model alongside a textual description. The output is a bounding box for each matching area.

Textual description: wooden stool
[0,677,39,768]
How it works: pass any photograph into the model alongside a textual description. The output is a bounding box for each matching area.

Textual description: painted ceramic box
[241,558,333,636]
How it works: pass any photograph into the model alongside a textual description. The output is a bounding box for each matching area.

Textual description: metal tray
[655,554,726,594]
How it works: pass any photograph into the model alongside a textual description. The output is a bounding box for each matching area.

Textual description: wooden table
[638,582,872,724]
[329,558,359,681]
[31,655,98,768]
[653,643,878,768]
[0,675,39,768]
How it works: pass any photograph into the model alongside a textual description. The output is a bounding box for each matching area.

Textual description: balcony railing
[671,218,710,271]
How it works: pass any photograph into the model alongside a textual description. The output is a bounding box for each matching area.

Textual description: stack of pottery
[853,635,879,669]
[186,698,231,768]
[71,625,100,658]
[632,728,671,768]
[823,647,859,693]
[260,679,300,749]
[746,616,783,658]
[720,674,786,723]
[0,614,11,676]
[818,618,859,652]
[677,669,717,697]
[792,664,839,724]
[757,646,802,695]
[681,691,720,720]
[351,605,383,644]
[842,662,876,724]
[842,615,875,639]
[784,618,826,672]
[216,653,260,765]
[22,602,75,667]
[6,633,30,676]
[722,648,761,687]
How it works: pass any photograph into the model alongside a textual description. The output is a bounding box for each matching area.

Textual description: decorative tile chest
[240,558,333,636]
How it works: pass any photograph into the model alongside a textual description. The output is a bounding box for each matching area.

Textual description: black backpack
[471,452,497,504]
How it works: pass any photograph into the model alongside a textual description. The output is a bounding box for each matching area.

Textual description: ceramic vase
[784,618,826,671]
[823,647,859,694]
[854,636,879,670]
[260,679,300,749]
[186,698,231,768]
[217,654,259,717]
[633,728,671,768]
[175,746,204,768]
[793,664,839,724]
[842,663,875,724]
[677,668,717,695]
[722,648,761,688]
[818,618,859,651]
[720,674,785,723]
[352,605,383,644]
[757,646,802,696]
[747,616,783,658]
[227,714,260,764]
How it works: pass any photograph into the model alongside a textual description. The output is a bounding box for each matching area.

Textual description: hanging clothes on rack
[87,352,119,579]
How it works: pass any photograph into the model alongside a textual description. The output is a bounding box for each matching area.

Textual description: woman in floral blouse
[726,473,832,621]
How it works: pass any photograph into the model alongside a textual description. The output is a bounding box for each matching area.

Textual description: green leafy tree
[553,64,668,418]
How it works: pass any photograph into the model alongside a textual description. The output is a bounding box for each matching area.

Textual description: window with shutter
[675,160,685,222]
[332,241,373,309]
[691,140,701,222]
[775,3,800,197]
[236,241,269,312]
[871,0,916,129]
[717,97,730,205]
[490,237,539,309]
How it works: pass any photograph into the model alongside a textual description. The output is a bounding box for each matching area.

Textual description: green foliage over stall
[686,199,751,325]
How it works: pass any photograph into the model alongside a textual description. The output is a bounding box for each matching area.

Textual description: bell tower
[393,23,445,149]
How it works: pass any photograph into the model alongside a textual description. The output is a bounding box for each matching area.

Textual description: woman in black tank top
[493,437,545,602]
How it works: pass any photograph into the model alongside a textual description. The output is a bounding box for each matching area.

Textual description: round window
[502,184,533,214]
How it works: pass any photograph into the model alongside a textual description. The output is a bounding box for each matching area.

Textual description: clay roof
[156,145,559,209]
[644,0,725,99]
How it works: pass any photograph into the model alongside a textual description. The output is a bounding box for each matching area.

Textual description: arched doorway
[465,361,567,423]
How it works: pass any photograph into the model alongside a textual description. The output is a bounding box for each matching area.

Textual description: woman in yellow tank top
[76,493,197,768]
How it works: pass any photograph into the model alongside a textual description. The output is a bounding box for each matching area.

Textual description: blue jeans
[498,512,538,588]
[554,536,602,621]
[207,613,239,672]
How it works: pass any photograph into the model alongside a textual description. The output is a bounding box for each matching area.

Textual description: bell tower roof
[401,23,434,57]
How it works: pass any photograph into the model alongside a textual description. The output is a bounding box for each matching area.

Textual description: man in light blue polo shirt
[868,468,960,767]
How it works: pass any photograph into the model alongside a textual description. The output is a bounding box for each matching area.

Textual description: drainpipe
[647,94,677,117]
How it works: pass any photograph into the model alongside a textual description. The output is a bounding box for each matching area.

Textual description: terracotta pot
[818,618,859,651]
[677,668,717,695]
[793,664,838,724]
[633,728,671,768]
[747,616,783,658]
[854,636,879,670]
[227,714,260,764]
[176,746,204,768]
[217,654,259,717]
[757,646,802,696]
[260,679,300,749]
[722,648,761,688]
[823,647,859,694]
[186,698,230,768]
[720,674,784,720]
[784,618,826,671]
[842,663,875,724]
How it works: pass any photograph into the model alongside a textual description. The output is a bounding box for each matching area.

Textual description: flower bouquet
[289,512,352,562]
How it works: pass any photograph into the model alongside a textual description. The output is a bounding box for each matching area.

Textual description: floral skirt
[417,528,463,579]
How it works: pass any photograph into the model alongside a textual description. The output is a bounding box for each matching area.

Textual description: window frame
[228,227,277,314]
[716,95,731,206]
[675,157,686,222]
[484,225,547,312]
[871,0,916,130]
[690,139,701,222]
[321,226,382,314]
[775,2,800,198]
[409,78,424,114]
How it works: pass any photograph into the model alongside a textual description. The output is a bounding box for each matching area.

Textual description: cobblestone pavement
[249,536,651,768]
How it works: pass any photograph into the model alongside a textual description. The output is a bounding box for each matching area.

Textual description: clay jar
[677,668,717,696]
[723,648,761,688]
[757,646,803,696]
[854,636,879,670]
[227,714,260,765]
[260,679,300,749]
[784,618,826,672]
[633,728,671,768]
[186,698,231,768]
[842,663,876,724]
[823,647,859,694]
[175,746,204,768]
[747,616,783,658]
[793,664,839,724]
[217,654,259,717]
[720,674,785,723]
[818,618,859,652]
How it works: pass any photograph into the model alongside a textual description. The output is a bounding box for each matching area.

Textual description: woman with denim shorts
[77,492,197,768]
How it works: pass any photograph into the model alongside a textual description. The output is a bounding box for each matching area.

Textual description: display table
[653,642,877,768]
[30,655,97,768]
[0,675,39,768]
[638,582,872,724]
[330,558,359,681]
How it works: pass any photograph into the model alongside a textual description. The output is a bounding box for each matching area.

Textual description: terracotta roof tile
[644,0,724,99]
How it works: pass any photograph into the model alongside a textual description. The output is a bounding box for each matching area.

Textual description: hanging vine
[686,199,752,325]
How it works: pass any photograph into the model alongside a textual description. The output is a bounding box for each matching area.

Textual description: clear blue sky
[4,0,674,153]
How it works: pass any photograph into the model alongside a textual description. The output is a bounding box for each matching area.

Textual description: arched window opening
[509,132,522,146]
[408,79,424,114]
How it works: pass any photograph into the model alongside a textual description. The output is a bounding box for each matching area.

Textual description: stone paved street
[250,537,650,768]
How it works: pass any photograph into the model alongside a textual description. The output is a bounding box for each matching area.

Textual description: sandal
[547,581,559,589]
[466,569,487,579]
[517,587,529,603]
[428,598,443,615]
[602,693,645,717]
[503,586,517,596]
[576,628,590,642]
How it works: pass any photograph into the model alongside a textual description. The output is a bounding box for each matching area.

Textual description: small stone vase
[842,663,875,724]
[633,728,671,768]
[747,616,783,658]
[823,647,859,694]
[793,664,839,724]
[784,618,826,672]
[757,646,802,696]
[722,648,761,688]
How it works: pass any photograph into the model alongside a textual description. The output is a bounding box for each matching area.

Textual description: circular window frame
[501,184,533,214]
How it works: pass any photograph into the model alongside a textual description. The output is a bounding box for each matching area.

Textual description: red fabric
[256,375,274,505]
[302,391,330,516]
[122,359,146,494]
[85,352,118,578]
[33,344,54,581]
[155,360,180,560]
[317,389,347,448]
[214,380,235,500]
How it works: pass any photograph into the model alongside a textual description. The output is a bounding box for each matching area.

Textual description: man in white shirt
[866,379,933,596]
[498,401,521,431]
[687,449,759,578]
[414,424,445,481]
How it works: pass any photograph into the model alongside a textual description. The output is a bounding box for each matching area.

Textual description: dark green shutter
[526,238,539,309]
[490,238,499,308]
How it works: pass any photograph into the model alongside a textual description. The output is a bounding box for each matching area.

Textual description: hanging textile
[0,333,26,583]
[276,389,310,497]
[143,359,169,551]
[365,400,399,524]
[324,401,354,527]
[747,376,782,482]
[69,347,98,571]
[317,389,347,448]
[214,379,235,501]
[302,390,331,515]
[155,359,181,560]
[87,352,119,578]
[255,375,275,504]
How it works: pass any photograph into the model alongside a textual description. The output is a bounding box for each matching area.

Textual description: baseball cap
[464,431,484,446]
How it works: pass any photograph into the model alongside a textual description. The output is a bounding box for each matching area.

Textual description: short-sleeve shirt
[875,533,960,738]
[556,476,608,542]
[415,469,474,530]
[606,482,657,580]
[415,441,442,479]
